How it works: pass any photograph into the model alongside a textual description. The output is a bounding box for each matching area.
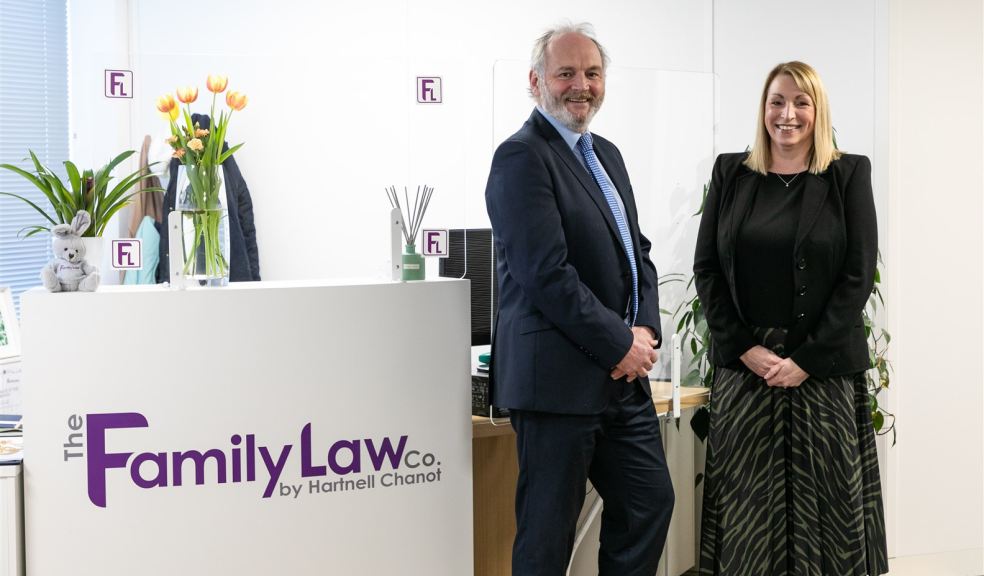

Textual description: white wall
[712,0,887,237]
[69,0,714,284]
[887,0,984,565]
[713,0,882,157]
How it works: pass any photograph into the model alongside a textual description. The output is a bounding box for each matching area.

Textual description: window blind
[0,0,68,314]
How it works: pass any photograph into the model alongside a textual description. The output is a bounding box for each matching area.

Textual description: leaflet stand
[390,207,404,281]
[671,333,682,418]
[167,211,185,290]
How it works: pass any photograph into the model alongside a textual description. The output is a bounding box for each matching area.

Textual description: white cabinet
[0,464,23,576]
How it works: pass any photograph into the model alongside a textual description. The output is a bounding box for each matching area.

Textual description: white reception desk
[21,279,473,575]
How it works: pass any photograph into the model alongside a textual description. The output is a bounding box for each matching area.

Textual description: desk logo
[111,239,142,270]
[422,229,449,257]
[62,411,444,507]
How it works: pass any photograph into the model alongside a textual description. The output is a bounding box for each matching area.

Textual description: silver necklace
[775,171,802,187]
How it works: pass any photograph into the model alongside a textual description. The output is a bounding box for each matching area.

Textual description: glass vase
[402,243,425,281]
[175,164,230,287]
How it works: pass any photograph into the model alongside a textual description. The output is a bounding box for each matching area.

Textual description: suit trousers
[510,379,675,576]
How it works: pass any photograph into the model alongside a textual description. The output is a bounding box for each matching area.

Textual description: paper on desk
[0,436,22,464]
[0,358,21,414]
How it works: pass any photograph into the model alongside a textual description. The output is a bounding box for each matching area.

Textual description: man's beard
[540,89,603,133]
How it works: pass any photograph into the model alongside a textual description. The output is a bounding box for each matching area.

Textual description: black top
[735,172,805,327]
[694,153,877,377]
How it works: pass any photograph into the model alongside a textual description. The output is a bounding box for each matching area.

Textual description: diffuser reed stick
[385,185,434,246]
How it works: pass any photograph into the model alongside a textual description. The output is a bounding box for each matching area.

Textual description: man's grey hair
[530,22,610,82]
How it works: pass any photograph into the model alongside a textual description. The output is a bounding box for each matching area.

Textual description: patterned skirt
[698,339,889,575]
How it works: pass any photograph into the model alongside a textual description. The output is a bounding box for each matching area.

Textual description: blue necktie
[577,132,638,325]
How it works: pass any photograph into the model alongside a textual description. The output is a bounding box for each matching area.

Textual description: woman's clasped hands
[739,345,809,388]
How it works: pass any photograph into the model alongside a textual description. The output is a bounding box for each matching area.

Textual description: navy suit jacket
[485,109,661,415]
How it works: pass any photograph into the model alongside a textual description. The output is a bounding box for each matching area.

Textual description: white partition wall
[20,280,473,575]
[887,0,984,570]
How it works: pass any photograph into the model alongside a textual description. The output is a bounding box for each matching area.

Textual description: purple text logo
[417,77,442,103]
[112,239,142,270]
[77,412,417,507]
[104,70,133,99]
[422,229,448,257]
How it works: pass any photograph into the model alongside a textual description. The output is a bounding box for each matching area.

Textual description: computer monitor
[438,229,497,346]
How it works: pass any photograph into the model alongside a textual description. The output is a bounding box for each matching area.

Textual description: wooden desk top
[472,382,710,439]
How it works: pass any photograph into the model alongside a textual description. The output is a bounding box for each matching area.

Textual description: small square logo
[105,69,133,99]
[422,229,449,257]
[417,77,442,103]
[111,239,142,270]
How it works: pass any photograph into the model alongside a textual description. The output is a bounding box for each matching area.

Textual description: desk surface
[472,382,710,439]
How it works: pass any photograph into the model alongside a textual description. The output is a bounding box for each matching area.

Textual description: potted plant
[0,150,158,237]
[0,150,160,263]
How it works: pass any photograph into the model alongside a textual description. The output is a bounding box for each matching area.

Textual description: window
[0,0,69,313]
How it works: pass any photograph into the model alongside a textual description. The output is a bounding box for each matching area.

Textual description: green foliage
[0,150,160,237]
[661,272,714,389]
[864,252,896,444]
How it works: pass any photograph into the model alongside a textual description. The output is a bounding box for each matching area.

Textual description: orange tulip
[155,94,177,114]
[206,74,228,93]
[176,86,199,104]
[226,91,248,111]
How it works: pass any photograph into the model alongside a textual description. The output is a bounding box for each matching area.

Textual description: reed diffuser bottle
[385,185,434,282]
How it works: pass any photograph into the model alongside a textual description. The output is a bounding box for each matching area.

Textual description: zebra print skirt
[698,361,889,575]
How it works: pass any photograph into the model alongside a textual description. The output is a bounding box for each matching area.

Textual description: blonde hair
[744,61,840,175]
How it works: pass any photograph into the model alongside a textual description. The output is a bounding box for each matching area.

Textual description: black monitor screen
[438,229,497,346]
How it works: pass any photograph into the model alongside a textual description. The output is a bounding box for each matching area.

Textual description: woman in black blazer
[694,61,888,576]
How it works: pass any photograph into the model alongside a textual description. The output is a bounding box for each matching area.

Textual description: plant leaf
[0,163,62,218]
[683,368,701,387]
[0,191,59,226]
[689,405,710,441]
[216,142,244,165]
[20,225,51,237]
[64,160,81,195]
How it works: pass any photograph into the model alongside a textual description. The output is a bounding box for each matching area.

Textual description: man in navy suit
[485,22,674,576]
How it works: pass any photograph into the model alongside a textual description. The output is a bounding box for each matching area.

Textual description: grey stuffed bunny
[41,210,100,292]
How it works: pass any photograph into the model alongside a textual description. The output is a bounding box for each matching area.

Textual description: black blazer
[485,109,661,415]
[693,152,877,378]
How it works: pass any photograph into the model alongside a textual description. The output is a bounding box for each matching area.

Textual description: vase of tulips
[156,75,248,286]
